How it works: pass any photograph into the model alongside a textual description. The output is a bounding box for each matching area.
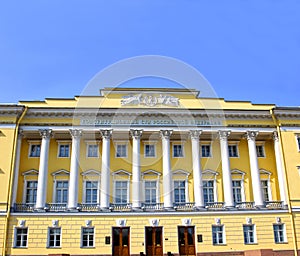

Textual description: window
[297,136,300,151]
[55,181,68,203]
[145,144,155,157]
[174,180,186,203]
[87,144,98,157]
[273,224,286,243]
[58,144,70,158]
[201,145,211,157]
[203,180,214,204]
[173,144,183,157]
[232,180,242,203]
[261,180,269,202]
[212,225,224,245]
[82,227,94,248]
[256,145,265,157]
[243,225,256,244]
[116,144,127,158]
[228,145,238,157]
[29,144,40,157]
[145,181,157,203]
[14,227,28,248]
[114,181,128,204]
[25,181,37,204]
[85,181,98,204]
[48,227,61,248]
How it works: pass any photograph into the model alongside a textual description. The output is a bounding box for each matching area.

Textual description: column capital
[272,131,279,142]
[130,129,143,139]
[160,130,173,139]
[70,129,82,138]
[246,131,258,141]
[18,129,24,138]
[100,129,112,139]
[189,130,202,140]
[218,130,230,140]
[39,129,52,139]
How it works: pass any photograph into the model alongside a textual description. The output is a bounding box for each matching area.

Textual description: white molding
[144,144,156,158]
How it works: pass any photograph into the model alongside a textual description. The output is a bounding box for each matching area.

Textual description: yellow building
[0,87,299,256]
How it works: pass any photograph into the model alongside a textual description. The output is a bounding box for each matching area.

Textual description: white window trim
[228,142,240,158]
[81,170,101,204]
[112,170,131,204]
[172,142,185,158]
[14,227,28,248]
[243,224,257,244]
[273,223,287,243]
[212,224,226,245]
[56,140,71,158]
[144,143,156,158]
[172,170,190,203]
[231,169,246,202]
[202,169,219,202]
[260,169,272,201]
[22,169,38,204]
[81,226,95,248]
[51,170,70,203]
[114,141,128,158]
[142,170,161,203]
[85,140,100,158]
[27,140,41,158]
[200,142,212,158]
[256,141,266,158]
[47,227,62,248]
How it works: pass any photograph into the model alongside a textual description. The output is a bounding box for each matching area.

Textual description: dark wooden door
[145,226,163,256]
[178,226,196,256]
[112,227,130,256]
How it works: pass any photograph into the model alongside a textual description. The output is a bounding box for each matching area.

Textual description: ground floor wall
[5,211,299,256]
[0,216,6,256]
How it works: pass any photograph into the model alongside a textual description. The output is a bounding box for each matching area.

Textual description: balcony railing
[45,203,67,212]
[78,203,101,212]
[265,201,285,210]
[142,203,164,211]
[235,201,255,210]
[174,202,195,211]
[205,202,225,210]
[109,203,132,212]
[13,203,35,212]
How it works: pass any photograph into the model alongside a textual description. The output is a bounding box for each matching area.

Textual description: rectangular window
[145,144,155,157]
[82,227,94,247]
[212,225,224,245]
[85,181,98,204]
[58,144,70,157]
[273,224,285,243]
[29,144,40,157]
[116,144,127,158]
[115,181,128,204]
[25,181,38,204]
[261,180,269,202]
[256,145,265,157]
[145,181,157,203]
[48,227,61,248]
[201,145,211,157]
[87,144,98,157]
[232,180,242,203]
[56,181,68,203]
[243,225,255,244]
[228,145,238,157]
[174,180,186,203]
[14,227,28,248]
[173,144,183,157]
[203,180,214,204]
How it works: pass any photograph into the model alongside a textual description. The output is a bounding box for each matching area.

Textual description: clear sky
[0,0,299,106]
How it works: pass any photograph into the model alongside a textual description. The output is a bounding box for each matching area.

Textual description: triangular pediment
[22,169,39,176]
[51,169,70,176]
[81,169,101,176]
[142,170,161,176]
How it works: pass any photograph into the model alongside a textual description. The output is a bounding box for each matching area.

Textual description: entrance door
[145,226,163,256]
[178,226,196,256]
[112,227,130,256]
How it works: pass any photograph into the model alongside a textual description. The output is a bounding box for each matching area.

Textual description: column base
[132,207,143,212]
[164,207,175,211]
[34,207,46,212]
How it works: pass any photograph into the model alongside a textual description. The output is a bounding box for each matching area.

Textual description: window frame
[202,170,219,204]
[28,140,41,158]
[243,224,256,244]
[173,170,190,204]
[14,227,28,248]
[22,169,39,204]
[273,223,286,244]
[53,180,69,204]
[144,180,159,204]
[201,143,212,158]
[144,143,156,158]
[81,170,101,204]
[24,180,38,204]
[172,143,184,158]
[81,227,95,248]
[212,225,225,245]
[47,227,62,248]
[228,144,239,158]
[85,141,100,158]
[112,170,131,204]
[142,170,161,204]
[256,142,266,158]
[115,142,128,158]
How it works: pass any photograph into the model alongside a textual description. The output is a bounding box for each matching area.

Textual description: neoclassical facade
[0,87,300,256]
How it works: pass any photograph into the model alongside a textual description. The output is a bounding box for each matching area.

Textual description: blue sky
[0,0,299,106]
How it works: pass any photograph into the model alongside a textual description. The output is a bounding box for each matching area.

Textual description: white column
[272,131,287,205]
[190,130,204,208]
[219,131,234,208]
[130,129,143,209]
[12,130,23,205]
[160,130,173,209]
[68,129,82,210]
[35,129,52,210]
[246,131,264,207]
[100,129,112,209]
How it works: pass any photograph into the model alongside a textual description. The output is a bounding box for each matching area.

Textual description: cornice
[0,105,25,117]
